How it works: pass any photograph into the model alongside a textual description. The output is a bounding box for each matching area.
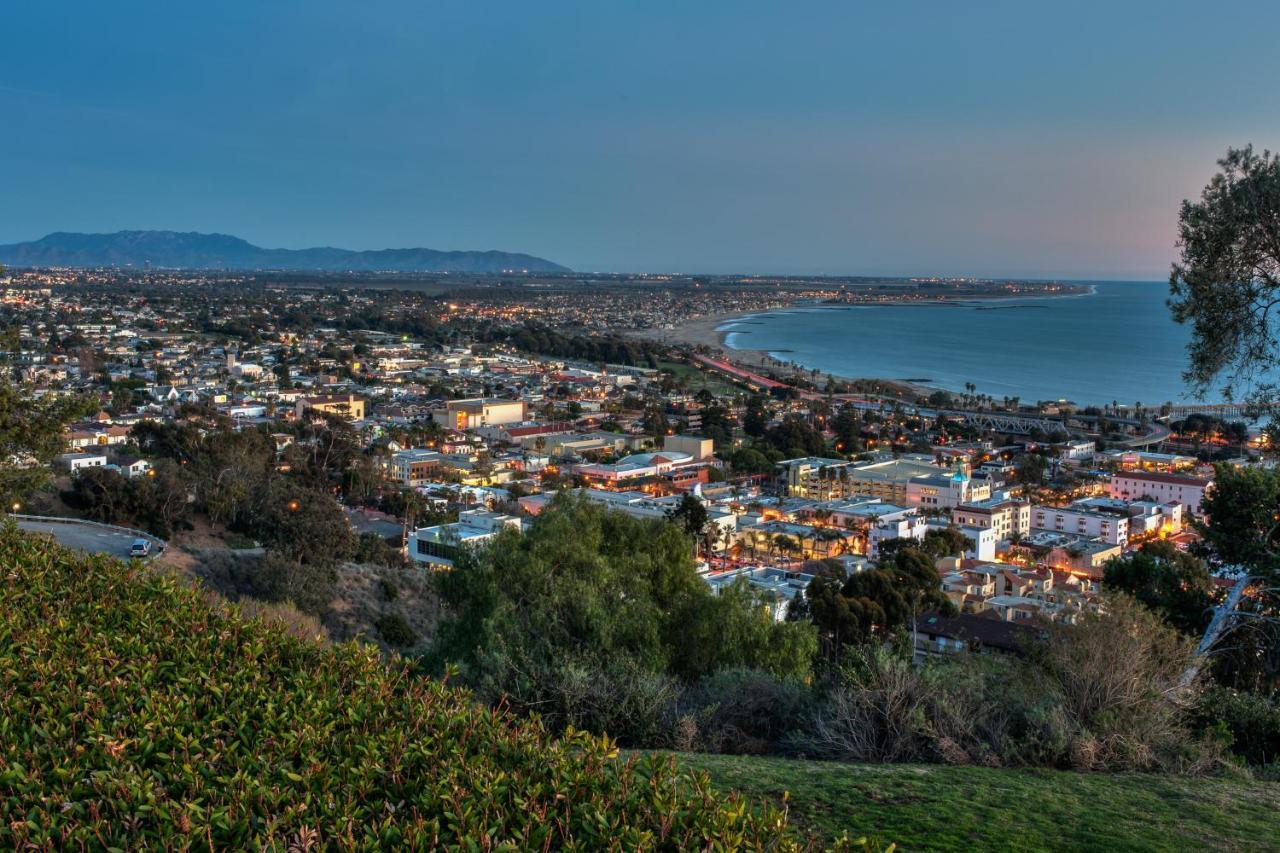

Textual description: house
[112,455,152,478]
[58,451,107,472]
[911,612,1043,664]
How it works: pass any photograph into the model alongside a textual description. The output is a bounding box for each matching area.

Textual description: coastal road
[16,517,163,560]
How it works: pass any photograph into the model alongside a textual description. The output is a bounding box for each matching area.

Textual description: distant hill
[0,230,570,273]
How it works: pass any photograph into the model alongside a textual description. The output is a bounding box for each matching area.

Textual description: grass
[0,525,806,849]
[676,751,1280,851]
[657,360,743,396]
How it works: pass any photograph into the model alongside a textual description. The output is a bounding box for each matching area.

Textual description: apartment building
[951,494,1031,541]
[389,448,443,487]
[1031,503,1130,546]
[1109,471,1213,516]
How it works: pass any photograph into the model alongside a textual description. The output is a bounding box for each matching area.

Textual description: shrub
[258,547,338,615]
[377,576,399,601]
[0,524,820,849]
[1195,686,1280,767]
[375,611,416,647]
[681,668,816,755]
[801,597,1213,773]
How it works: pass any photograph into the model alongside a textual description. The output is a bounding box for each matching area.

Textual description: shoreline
[630,306,941,399]
[633,285,1233,408]
[631,290,1099,398]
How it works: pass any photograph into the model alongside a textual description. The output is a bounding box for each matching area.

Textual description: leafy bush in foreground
[0,525,828,850]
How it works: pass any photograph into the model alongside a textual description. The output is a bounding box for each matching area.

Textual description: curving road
[16,518,163,560]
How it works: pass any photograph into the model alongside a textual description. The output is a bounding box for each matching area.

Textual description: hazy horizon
[6,2,1279,279]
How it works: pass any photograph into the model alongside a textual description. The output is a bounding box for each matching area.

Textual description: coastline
[630,306,932,397]
[629,285,1100,400]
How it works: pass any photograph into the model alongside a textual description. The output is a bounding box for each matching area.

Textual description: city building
[906,461,992,510]
[1109,471,1213,516]
[389,448,443,487]
[295,394,366,421]
[433,398,526,430]
[951,494,1031,542]
[407,510,523,569]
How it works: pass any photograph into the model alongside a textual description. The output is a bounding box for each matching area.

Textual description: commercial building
[296,394,366,421]
[407,510,522,569]
[905,462,992,510]
[389,449,443,487]
[433,398,527,430]
[777,455,945,503]
[1031,504,1130,546]
[951,494,1031,542]
[1109,471,1213,516]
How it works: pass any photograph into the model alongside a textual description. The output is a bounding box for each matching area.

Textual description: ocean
[718,281,1221,407]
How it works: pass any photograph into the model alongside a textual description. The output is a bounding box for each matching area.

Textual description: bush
[0,524,815,849]
[1195,686,1280,767]
[258,547,337,615]
[377,576,399,601]
[800,597,1215,773]
[680,668,816,755]
[375,611,416,647]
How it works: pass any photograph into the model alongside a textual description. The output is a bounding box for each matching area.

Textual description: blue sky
[3,1,1278,277]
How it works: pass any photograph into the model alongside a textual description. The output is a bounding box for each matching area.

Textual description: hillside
[678,752,1280,851]
[0,230,570,273]
[0,524,809,849]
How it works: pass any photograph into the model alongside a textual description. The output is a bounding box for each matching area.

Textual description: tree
[742,396,768,438]
[806,547,953,657]
[251,477,355,570]
[1103,541,1215,636]
[426,496,815,741]
[1195,463,1280,692]
[666,493,708,539]
[1168,146,1280,401]
[0,382,93,508]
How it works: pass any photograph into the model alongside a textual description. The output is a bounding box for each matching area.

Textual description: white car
[129,539,152,558]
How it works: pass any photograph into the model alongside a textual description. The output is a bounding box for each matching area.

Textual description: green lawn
[674,752,1280,851]
[657,360,742,396]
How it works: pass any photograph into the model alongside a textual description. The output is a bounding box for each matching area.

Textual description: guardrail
[9,513,167,550]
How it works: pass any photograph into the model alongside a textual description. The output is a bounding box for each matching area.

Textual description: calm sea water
[719,281,1219,407]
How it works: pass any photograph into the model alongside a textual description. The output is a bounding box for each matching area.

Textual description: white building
[1032,503,1129,546]
[1109,471,1213,517]
[1058,440,1096,462]
[407,510,522,569]
[951,494,1031,542]
[59,451,107,472]
[906,462,992,511]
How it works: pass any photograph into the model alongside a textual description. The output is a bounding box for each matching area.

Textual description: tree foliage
[1103,541,1215,637]
[1169,146,1280,400]
[0,382,93,507]
[427,496,816,740]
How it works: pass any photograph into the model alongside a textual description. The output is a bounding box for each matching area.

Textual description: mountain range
[0,230,570,273]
